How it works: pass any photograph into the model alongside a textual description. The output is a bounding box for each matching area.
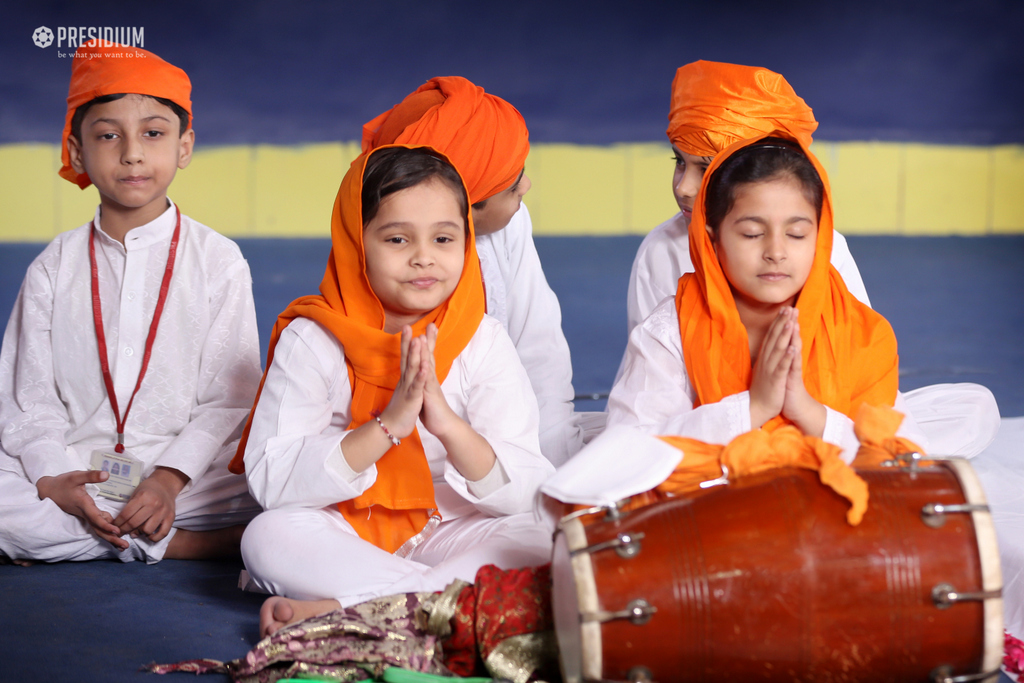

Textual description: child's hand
[36,471,128,550]
[113,467,188,542]
[749,307,796,429]
[779,314,826,437]
[378,325,427,440]
[418,323,459,439]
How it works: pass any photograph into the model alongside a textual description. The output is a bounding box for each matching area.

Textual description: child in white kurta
[239,315,553,605]
[0,45,262,564]
[235,145,555,637]
[0,204,262,563]
[622,60,998,457]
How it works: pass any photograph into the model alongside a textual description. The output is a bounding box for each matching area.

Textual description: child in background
[363,77,586,465]
[0,44,262,564]
[623,60,997,457]
[232,146,554,637]
[609,134,927,462]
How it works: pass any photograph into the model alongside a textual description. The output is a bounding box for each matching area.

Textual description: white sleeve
[830,230,871,307]
[627,240,677,337]
[607,299,751,443]
[500,207,582,465]
[0,246,83,482]
[442,320,555,516]
[154,256,263,482]
[823,391,931,464]
[242,321,376,510]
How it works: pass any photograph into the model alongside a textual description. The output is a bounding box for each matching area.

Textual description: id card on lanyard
[87,208,181,501]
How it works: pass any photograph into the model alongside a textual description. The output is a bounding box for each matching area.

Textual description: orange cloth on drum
[656,428,869,525]
[667,60,817,159]
[229,144,485,555]
[59,42,193,189]
[362,76,529,204]
[675,132,900,431]
[647,406,927,525]
[851,404,926,467]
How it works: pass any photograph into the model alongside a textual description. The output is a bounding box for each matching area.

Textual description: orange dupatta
[667,60,817,159]
[362,76,529,205]
[59,43,193,189]
[676,132,900,429]
[230,145,485,554]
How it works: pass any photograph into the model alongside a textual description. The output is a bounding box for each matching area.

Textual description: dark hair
[361,147,469,228]
[704,137,824,235]
[70,93,190,142]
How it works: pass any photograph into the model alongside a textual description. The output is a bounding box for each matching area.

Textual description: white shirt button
[124,347,134,357]
[127,292,136,301]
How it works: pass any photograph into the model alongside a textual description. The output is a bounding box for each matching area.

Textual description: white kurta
[239,315,555,606]
[0,202,263,563]
[477,204,584,465]
[607,297,929,464]
[625,212,871,335]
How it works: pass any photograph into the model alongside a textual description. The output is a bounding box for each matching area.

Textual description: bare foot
[259,596,341,638]
[0,555,34,567]
[164,524,247,560]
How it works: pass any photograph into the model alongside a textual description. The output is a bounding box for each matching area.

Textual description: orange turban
[230,145,486,555]
[363,77,529,205]
[676,132,899,430]
[59,42,192,189]
[667,60,817,158]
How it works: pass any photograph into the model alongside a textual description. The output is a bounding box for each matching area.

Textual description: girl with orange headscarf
[625,60,870,336]
[607,133,927,463]
[363,76,585,466]
[622,60,997,459]
[233,146,554,638]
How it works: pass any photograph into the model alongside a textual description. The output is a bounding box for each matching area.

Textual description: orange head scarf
[667,60,817,158]
[230,145,486,554]
[362,76,529,205]
[676,132,899,429]
[59,42,193,189]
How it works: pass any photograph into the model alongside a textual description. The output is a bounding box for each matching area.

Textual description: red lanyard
[89,207,181,453]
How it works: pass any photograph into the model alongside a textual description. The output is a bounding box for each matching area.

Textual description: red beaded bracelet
[375,416,401,446]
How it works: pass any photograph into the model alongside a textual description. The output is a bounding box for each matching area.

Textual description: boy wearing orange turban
[622,60,998,458]
[363,77,585,466]
[0,45,262,565]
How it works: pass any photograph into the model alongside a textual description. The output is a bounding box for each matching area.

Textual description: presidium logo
[32,25,145,54]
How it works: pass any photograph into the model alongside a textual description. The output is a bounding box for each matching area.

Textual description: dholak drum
[552,459,1002,683]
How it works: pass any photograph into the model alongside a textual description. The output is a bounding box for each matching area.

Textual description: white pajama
[622,212,999,457]
[0,202,263,563]
[239,315,555,605]
[477,204,587,465]
[607,297,929,464]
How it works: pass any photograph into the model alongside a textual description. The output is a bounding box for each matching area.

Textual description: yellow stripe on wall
[1,140,1022,241]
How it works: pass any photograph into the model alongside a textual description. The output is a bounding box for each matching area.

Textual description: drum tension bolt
[920,502,990,529]
[931,583,1002,609]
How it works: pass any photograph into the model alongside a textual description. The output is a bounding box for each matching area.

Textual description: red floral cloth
[445,564,554,678]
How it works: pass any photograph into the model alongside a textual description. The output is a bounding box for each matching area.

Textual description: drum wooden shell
[553,462,1002,683]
